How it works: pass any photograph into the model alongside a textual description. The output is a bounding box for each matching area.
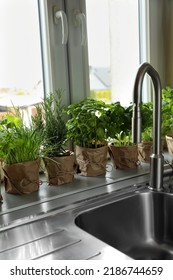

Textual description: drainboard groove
[85,252,102,260]
[32,239,82,260]
[0,228,65,253]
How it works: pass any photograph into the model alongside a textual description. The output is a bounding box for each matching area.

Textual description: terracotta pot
[44,153,75,185]
[109,144,138,169]
[3,159,40,194]
[75,145,108,176]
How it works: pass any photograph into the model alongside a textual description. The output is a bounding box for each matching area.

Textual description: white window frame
[138,0,151,102]
[38,0,159,105]
[38,0,90,105]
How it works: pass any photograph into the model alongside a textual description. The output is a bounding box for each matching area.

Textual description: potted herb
[0,112,42,194]
[162,86,173,136]
[34,89,75,185]
[162,86,173,154]
[137,102,164,162]
[108,131,138,169]
[106,102,129,138]
[107,102,138,169]
[138,127,153,163]
[141,102,153,131]
[129,101,154,163]
[66,98,110,176]
[0,161,2,201]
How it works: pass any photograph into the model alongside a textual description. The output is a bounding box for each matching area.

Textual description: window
[38,0,89,105]
[40,0,140,107]
[0,0,154,118]
[86,0,140,106]
[0,0,43,122]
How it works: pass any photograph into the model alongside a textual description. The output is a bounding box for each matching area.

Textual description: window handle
[54,7,68,45]
[74,10,87,46]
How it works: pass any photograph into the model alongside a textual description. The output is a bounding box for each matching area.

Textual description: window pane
[86,0,139,106]
[0,0,43,122]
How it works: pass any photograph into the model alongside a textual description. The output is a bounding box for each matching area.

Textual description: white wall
[164,0,173,87]
[148,0,173,88]
[149,0,165,87]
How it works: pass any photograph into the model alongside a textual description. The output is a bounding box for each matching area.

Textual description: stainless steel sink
[75,190,173,260]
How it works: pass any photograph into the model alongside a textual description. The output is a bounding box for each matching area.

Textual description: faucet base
[149,154,164,191]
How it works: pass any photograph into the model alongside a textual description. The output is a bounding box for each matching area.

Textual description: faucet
[132,62,164,191]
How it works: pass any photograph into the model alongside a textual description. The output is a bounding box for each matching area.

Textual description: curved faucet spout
[132,62,164,191]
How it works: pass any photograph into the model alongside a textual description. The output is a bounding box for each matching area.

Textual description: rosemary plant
[33,89,68,157]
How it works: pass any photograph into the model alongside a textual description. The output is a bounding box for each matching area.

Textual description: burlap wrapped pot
[109,144,138,169]
[166,135,173,156]
[138,140,164,163]
[138,141,152,163]
[3,159,40,194]
[44,153,75,185]
[75,145,108,176]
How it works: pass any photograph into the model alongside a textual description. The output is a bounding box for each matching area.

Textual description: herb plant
[33,89,68,157]
[141,102,153,130]
[126,102,153,130]
[109,131,133,146]
[162,86,173,136]
[0,112,43,164]
[142,127,153,142]
[66,98,111,148]
[106,102,129,137]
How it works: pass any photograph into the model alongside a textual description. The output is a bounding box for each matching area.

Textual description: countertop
[0,161,150,224]
[0,158,171,260]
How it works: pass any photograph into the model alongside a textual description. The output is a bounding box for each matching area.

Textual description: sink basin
[75,190,173,259]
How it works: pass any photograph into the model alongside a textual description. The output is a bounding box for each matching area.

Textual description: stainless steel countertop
[0,161,154,260]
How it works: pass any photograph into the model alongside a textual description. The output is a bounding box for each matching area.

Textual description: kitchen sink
[75,190,173,259]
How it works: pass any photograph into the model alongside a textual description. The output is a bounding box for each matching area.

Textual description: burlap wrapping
[0,160,2,201]
[0,161,3,183]
[166,135,173,155]
[138,141,152,163]
[138,140,164,162]
[44,153,75,185]
[0,184,2,202]
[75,145,108,176]
[3,159,40,194]
[109,145,138,169]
